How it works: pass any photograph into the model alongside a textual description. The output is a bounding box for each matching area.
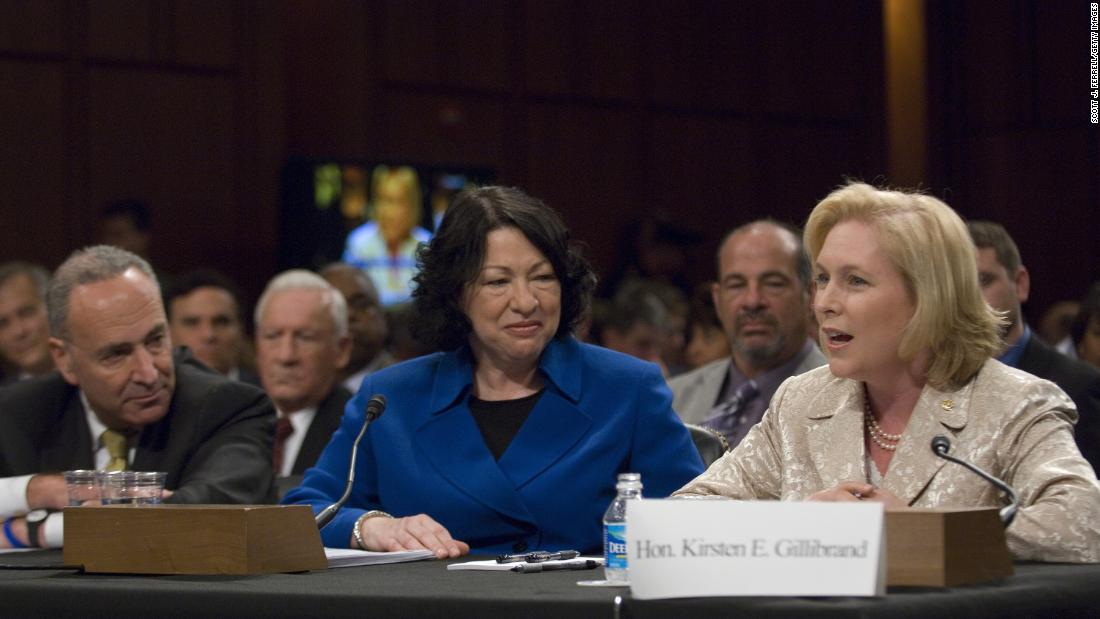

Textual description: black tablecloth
[0,550,1097,619]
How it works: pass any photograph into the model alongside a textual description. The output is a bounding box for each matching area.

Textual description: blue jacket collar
[428,336,583,413]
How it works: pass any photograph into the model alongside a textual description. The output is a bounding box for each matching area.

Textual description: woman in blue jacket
[284,186,704,557]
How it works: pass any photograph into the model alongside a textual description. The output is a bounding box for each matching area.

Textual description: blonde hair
[804,182,1003,390]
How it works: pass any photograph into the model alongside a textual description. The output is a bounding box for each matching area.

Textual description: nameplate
[627,499,885,599]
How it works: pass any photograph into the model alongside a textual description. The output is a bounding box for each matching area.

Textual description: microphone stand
[931,435,1019,526]
[315,395,387,529]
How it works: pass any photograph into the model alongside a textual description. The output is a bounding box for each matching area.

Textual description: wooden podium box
[885,507,1013,587]
[63,504,328,575]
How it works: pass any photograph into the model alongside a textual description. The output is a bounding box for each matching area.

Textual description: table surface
[1,550,1098,619]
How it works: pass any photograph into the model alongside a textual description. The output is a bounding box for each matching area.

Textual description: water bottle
[603,472,642,583]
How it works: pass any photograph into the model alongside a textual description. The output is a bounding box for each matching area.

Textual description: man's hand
[354,513,470,558]
[26,474,68,510]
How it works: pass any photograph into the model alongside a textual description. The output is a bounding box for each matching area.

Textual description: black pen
[511,559,599,573]
[496,550,580,564]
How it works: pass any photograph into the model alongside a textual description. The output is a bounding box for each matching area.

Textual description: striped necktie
[701,380,760,443]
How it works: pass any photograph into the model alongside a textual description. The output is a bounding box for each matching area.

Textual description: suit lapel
[882,381,969,505]
[415,348,535,525]
[294,387,350,474]
[805,380,866,488]
[497,389,592,488]
[415,399,535,525]
[39,390,94,471]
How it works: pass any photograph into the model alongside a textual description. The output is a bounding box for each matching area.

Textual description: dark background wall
[1,0,1095,319]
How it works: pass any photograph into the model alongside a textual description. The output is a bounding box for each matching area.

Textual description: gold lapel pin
[940,399,954,411]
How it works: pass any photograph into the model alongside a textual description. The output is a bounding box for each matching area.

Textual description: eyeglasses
[495,550,579,564]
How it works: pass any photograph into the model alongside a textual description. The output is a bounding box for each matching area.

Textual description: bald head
[711,221,812,376]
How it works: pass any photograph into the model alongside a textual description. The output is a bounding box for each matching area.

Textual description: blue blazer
[283,336,704,554]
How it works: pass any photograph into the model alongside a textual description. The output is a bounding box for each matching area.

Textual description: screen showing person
[342,166,432,306]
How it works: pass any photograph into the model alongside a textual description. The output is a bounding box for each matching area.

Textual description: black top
[468,390,544,460]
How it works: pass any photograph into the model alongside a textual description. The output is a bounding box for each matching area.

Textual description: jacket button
[512,541,528,552]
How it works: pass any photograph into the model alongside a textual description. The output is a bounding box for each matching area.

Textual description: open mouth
[823,328,853,345]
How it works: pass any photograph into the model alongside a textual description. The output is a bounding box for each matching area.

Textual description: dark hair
[1071,282,1100,346]
[162,269,245,322]
[0,261,49,298]
[966,220,1021,275]
[605,279,670,334]
[102,198,152,232]
[410,186,596,351]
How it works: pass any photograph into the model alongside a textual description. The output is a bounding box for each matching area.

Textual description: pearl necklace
[864,389,902,451]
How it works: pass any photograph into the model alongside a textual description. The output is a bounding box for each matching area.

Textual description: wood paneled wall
[283,0,887,291]
[927,0,1100,317]
[4,0,902,305]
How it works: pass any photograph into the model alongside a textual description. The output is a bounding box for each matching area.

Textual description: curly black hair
[410,186,597,352]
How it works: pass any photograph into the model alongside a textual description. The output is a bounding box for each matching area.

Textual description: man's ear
[335,335,352,370]
[1014,265,1030,305]
[49,337,79,385]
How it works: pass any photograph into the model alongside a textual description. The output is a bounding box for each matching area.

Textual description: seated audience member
[0,262,54,383]
[319,263,394,393]
[599,283,671,373]
[682,284,731,370]
[675,184,1100,563]
[1040,299,1081,357]
[255,271,352,485]
[164,269,259,385]
[285,186,704,557]
[99,198,152,259]
[0,246,276,549]
[1072,283,1100,370]
[967,221,1100,474]
[669,221,826,448]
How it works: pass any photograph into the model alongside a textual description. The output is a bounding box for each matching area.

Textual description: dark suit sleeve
[1071,378,1100,476]
[163,380,277,505]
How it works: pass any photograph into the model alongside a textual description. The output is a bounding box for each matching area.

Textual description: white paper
[447,556,604,571]
[324,547,435,568]
[628,500,885,599]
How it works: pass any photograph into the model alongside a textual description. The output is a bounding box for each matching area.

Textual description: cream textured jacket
[674,360,1100,563]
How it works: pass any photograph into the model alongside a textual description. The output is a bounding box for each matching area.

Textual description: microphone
[315,394,387,529]
[930,435,1019,526]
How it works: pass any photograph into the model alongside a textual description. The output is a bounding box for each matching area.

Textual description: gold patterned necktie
[101,429,129,471]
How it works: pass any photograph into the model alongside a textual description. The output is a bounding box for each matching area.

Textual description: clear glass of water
[98,471,166,505]
[63,470,101,506]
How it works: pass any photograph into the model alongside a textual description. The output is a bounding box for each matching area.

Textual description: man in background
[255,271,351,492]
[0,246,275,548]
[669,221,826,448]
[98,199,152,259]
[319,263,393,393]
[0,262,54,383]
[164,269,259,386]
[968,221,1100,473]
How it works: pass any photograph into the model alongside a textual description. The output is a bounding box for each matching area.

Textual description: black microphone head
[931,435,951,455]
[365,394,387,421]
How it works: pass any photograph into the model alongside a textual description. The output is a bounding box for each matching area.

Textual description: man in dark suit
[0,246,276,549]
[163,269,261,387]
[968,221,1100,473]
[254,271,352,495]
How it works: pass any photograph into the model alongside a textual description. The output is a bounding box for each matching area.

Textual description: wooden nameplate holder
[885,507,1013,586]
[63,504,328,575]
